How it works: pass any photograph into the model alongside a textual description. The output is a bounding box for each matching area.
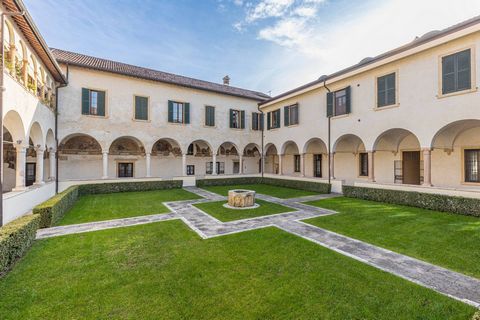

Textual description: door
[25,163,36,186]
[402,151,420,185]
[313,154,322,177]
[233,161,239,174]
[118,163,134,178]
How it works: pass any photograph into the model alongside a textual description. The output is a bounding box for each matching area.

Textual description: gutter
[54,64,69,194]
[324,79,332,185]
[257,103,264,179]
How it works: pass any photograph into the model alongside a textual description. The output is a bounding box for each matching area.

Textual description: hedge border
[196,177,331,194]
[343,185,480,217]
[0,214,40,277]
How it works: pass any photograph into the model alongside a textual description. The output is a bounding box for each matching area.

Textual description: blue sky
[24,0,480,96]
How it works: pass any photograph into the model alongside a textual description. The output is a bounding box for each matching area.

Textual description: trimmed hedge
[32,180,183,228]
[343,185,480,217]
[196,177,331,194]
[0,214,40,277]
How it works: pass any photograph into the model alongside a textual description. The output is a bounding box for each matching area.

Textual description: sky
[24,0,480,96]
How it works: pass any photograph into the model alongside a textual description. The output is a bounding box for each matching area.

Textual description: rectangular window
[327,87,351,117]
[442,49,471,95]
[82,88,106,116]
[359,153,369,177]
[217,162,225,174]
[134,96,149,120]
[205,106,215,127]
[252,112,263,131]
[205,162,225,174]
[230,109,245,129]
[267,109,281,130]
[186,165,195,176]
[377,73,396,108]
[294,154,301,172]
[118,163,133,178]
[465,149,480,182]
[168,100,190,124]
[284,104,299,126]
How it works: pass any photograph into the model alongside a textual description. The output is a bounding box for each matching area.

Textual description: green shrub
[343,185,480,217]
[33,186,80,228]
[472,310,480,320]
[78,180,182,195]
[0,215,40,277]
[196,177,331,194]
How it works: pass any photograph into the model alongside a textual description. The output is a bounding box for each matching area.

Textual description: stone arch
[243,143,261,157]
[333,134,366,153]
[264,143,279,174]
[217,141,240,156]
[4,19,15,47]
[59,133,102,154]
[28,121,44,148]
[109,136,145,155]
[3,110,25,144]
[151,138,182,156]
[430,119,480,150]
[45,129,55,150]
[373,128,420,152]
[302,137,327,154]
[302,138,328,178]
[18,39,27,60]
[186,139,213,157]
[281,140,300,155]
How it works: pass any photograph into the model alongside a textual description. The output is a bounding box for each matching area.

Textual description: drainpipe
[55,64,68,194]
[257,103,264,179]
[323,79,332,185]
[0,10,25,227]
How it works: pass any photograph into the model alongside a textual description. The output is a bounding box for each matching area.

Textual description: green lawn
[0,221,474,319]
[59,189,200,225]
[304,197,480,279]
[203,184,318,199]
[194,199,293,222]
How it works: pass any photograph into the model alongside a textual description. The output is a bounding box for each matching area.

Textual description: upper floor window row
[251,112,264,131]
[230,109,245,129]
[284,103,299,126]
[442,48,472,95]
[82,88,106,117]
[267,109,281,130]
[327,86,351,117]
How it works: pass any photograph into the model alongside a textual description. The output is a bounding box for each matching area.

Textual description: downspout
[55,64,69,194]
[257,103,264,179]
[323,79,331,185]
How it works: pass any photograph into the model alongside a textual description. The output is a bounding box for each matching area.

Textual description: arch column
[102,151,108,179]
[368,151,375,182]
[22,59,28,85]
[13,145,27,191]
[8,44,16,75]
[278,154,283,175]
[329,152,335,179]
[49,148,56,180]
[422,148,432,186]
[145,152,151,178]
[239,155,243,174]
[212,153,217,175]
[182,154,187,176]
[300,153,305,177]
[34,147,45,185]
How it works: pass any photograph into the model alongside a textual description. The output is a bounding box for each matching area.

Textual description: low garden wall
[196,176,331,194]
[343,185,480,217]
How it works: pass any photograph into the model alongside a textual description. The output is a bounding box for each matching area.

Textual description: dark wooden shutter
[456,49,471,91]
[168,100,174,122]
[345,86,351,114]
[184,103,190,124]
[275,109,281,128]
[326,92,333,117]
[135,96,148,120]
[284,106,289,126]
[240,110,245,129]
[252,112,258,130]
[97,91,105,116]
[267,112,271,130]
[260,113,264,130]
[210,107,215,126]
[229,109,234,128]
[81,88,90,115]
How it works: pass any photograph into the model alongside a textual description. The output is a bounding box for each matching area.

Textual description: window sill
[373,103,399,111]
[168,122,188,126]
[229,127,245,131]
[330,113,350,120]
[203,125,216,129]
[287,123,300,128]
[461,181,480,186]
[82,114,108,119]
[267,127,280,131]
[132,118,151,123]
[437,87,478,99]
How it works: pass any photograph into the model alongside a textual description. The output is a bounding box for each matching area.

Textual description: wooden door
[313,154,322,177]
[402,151,420,185]
[25,163,36,186]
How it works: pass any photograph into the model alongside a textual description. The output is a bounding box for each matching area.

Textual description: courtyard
[0,184,479,319]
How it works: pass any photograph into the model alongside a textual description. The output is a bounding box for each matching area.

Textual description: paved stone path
[36,187,480,308]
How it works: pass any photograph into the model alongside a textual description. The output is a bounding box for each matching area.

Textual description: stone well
[227,189,257,208]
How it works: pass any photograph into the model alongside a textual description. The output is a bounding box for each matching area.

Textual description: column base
[12,186,27,192]
[34,181,45,186]
[422,183,432,187]
[101,176,109,180]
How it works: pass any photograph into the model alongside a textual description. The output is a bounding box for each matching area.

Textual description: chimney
[223,75,230,85]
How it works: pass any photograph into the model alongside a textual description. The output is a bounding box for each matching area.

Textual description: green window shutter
[229,109,234,128]
[260,113,264,130]
[168,100,174,122]
[81,88,90,115]
[345,86,351,114]
[456,49,471,91]
[284,106,290,126]
[205,107,209,126]
[240,110,245,129]
[326,92,333,117]
[267,112,271,130]
[275,109,281,128]
[211,107,215,126]
[184,103,190,124]
[252,112,257,130]
[97,91,106,116]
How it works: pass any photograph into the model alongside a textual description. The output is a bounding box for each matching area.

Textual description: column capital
[366,150,375,154]
[35,146,45,153]
[102,151,109,155]
[421,147,432,152]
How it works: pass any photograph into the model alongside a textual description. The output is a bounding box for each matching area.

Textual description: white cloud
[246,0,295,22]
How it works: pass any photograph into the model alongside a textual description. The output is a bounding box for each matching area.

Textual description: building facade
[2,0,480,224]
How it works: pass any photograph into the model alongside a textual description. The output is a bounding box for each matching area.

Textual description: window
[267,109,281,130]
[377,73,396,108]
[284,104,299,126]
[230,109,245,129]
[134,96,149,120]
[252,112,264,131]
[465,149,480,183]
[294,154,301,172]
[118,163,133,178]
[206,162,224,174]
[327,86,351,117]
[82,88,106,116]
[168,100,190,124]
[359,153,368,177]
[205,106,215,127]
[442,49,471,95]
[186,165,195,176]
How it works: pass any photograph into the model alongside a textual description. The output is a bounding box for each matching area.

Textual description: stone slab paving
[35,187,480,308]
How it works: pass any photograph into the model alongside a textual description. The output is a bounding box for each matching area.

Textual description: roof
[4,0,66,83]
[259,14,480,106]
[50,48,270,101]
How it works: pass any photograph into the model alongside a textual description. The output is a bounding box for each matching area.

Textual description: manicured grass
[304,197,480,279]
[0,221,474,319]
[203,184,318,199]
[194,199,293,222]
[59,189,200,226]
